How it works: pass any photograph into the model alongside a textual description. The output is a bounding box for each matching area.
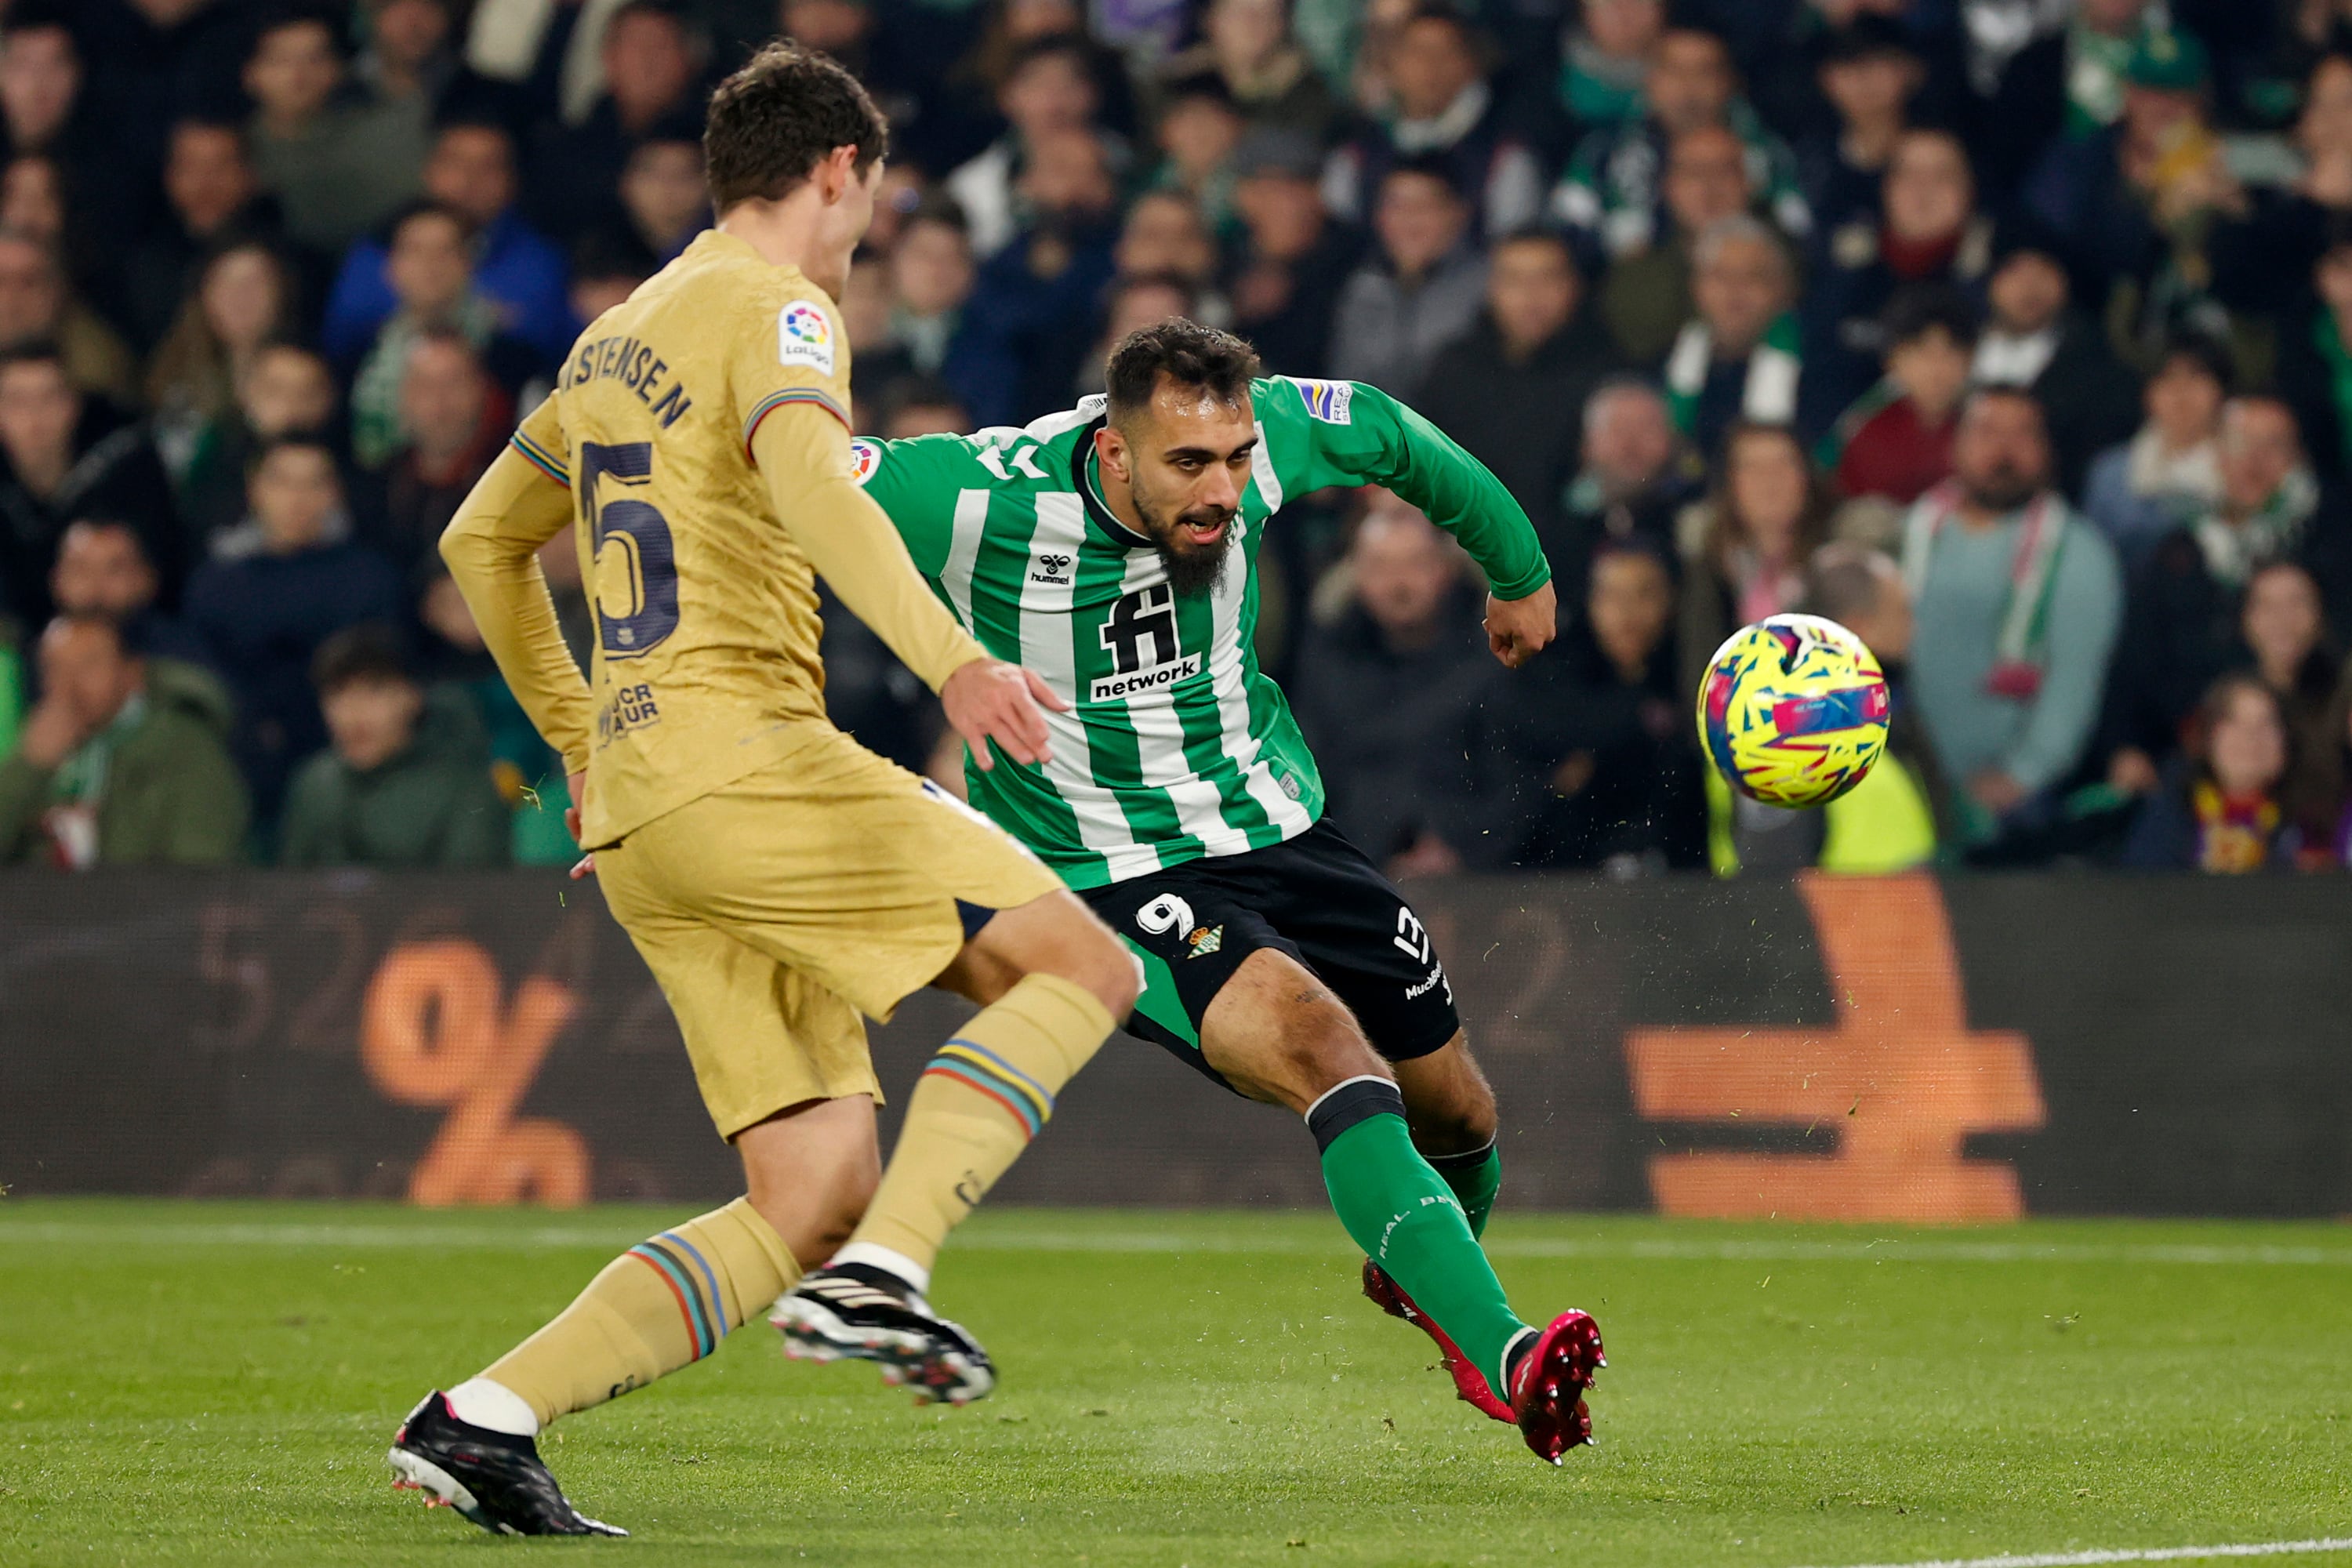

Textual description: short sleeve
[730,289,855,460]
[507,392,570,487]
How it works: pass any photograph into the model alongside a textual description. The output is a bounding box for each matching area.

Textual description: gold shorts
[595,724,1063,1139]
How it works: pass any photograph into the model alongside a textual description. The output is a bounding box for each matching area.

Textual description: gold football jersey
[510,230,858,847]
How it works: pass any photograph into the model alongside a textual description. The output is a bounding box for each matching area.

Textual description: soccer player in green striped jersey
[831,320,1606,1462]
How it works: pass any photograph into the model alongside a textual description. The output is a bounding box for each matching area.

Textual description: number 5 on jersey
[580,440,681,658]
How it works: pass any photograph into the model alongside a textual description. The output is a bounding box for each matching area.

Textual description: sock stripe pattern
[1305,1075,1407,1152]
[627,1240,720,1360]
[923,1036,1055,1137]
[659,1229,727,1332]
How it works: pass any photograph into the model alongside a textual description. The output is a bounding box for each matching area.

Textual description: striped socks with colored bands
[849,973,1117,1278]
[480,1197,798,1428]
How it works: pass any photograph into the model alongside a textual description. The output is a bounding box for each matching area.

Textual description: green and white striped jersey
[855,376,1550,888]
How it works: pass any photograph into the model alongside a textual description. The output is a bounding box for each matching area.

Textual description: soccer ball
[1697,614,1891,808]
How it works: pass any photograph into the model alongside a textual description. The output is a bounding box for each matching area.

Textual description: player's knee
[1036,905,1138,1021]
[1283,991,1389,1097]
[1067,920,1141,1022]
[1408,1079,1497,1155]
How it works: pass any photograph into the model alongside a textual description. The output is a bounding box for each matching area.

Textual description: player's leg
[761,757,1134,1396]
[772,888,1135,1400]
[1192,952,1532,1395]
[1214,823,1599,1457]
[1392,1036,1502,1238]
[829,887,1135,1286]
[392,833,883,1535]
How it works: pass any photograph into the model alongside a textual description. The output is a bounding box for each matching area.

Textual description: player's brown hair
[702,42,889,214]
[1103,318,1261,425]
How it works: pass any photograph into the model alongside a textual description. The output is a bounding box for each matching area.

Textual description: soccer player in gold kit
[391,45,1138,1537]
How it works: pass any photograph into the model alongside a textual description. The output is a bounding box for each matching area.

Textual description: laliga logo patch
[848,437,880,486]
[1294,378,1353,425]
[777,301,837,376]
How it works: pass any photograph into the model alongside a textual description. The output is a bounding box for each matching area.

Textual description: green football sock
[1309,1079,1527,1399]
[1425,1140,1501,1238]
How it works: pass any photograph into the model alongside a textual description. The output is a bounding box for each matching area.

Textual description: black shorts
[1080,818,1461,1091]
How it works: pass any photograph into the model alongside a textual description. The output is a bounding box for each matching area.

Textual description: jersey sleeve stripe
[742,387,851,458]
[509,430,570,486]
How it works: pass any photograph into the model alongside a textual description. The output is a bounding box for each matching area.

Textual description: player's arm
[750,406,1061,769]
[439,402,594,779]
[1274,379,1556,668]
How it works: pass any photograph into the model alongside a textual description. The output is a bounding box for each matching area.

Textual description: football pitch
[2,1203,2347,1567]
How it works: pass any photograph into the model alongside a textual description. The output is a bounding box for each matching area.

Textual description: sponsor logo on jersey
[1031,551,1074,584]
[1294,378,1353,425]
[1091,583,1201,701]
[1405,964,1450,1001]
[777,301,837,376]
[594,682,662,745]
[848,437,880,485]
[1185,924,1225,960]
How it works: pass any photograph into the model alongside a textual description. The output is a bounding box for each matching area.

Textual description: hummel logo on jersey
[1031,552,1074,584]
[1092,584,1200,701]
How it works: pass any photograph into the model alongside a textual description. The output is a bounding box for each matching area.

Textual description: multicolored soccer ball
[1697,614,1891,808]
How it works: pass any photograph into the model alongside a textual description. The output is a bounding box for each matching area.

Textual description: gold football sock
[844,974,1115,1283]
[477,1196,798,1428]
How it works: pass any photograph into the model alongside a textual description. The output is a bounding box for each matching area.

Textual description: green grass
[2,1202,2350,1566]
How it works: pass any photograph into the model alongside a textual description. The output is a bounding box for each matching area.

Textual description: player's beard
[1135,493,1238,597]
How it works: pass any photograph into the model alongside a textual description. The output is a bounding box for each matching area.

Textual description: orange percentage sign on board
[361,938,590,1207]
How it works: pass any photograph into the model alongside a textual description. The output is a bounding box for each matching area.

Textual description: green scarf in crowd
[1664,313,1802,437]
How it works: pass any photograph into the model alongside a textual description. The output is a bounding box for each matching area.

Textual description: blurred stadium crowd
[1,0,2350,877]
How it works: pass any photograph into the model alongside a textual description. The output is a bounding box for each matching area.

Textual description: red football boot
[1507,1310,1606,1465]
[1360,1260,1514,1422]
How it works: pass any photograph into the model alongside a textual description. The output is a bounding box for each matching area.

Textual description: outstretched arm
[1275,379,1556,666]
[752,405,1062,770]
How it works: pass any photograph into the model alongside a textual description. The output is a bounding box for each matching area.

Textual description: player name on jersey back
[559,332,696,426]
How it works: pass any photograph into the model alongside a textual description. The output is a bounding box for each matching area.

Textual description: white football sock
[830,1241,931,1297]
[445,1377,540,1437]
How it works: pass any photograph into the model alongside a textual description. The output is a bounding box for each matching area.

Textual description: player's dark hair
[1103,318,1261,424]
[313,622,414,695]
[704,42,889,214]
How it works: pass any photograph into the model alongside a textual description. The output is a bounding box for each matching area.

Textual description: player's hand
[942,656,1065,771]
[1485,583,1558,669]
[565,768,596,880]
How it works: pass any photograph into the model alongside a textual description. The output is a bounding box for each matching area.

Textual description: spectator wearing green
[278,625,511,869]
[0,615,248,866]
[0,635,20,757]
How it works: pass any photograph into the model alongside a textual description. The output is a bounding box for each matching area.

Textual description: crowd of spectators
[2,0,2351,879]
